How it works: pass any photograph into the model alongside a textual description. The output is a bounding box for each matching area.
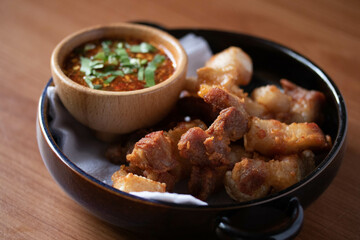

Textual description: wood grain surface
[1,0,359,239]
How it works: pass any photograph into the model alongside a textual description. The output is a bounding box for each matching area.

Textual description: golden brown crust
[225,151,315,202]
[197,46,253,87]
[244,117,330,156]
[108,46,331,203]
[112,166,166,193]
[127,131,178,173]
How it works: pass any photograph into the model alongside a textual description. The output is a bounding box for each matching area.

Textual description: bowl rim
[40,28,347,210]
[51,22,187,96]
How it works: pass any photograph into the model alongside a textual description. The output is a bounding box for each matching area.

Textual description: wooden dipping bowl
[51,23,187,140]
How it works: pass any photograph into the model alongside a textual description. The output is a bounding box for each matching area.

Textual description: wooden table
[1,0,359,239]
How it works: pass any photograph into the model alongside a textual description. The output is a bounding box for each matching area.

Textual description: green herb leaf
[115,48,127,57]
[84,43,96,51]
[121,61,132,67]
[117,42,124,49]
[92,70,110,78]
[93,51,106,61]
[104,76,116,84]
[151,54,166,65]
[109,70,124,76]
[141,42,156,52]
[92,62,104,69]
[93,84,103,89]
[122,67,133,74]
[84,76,95,88]
[140,59,148,65]
[102,65,116,72]
[108,54,118,65]
[144,66,155,87]
[138,67,144,80]
[129,45,141,53]
[80,57,92,75]
[130,42,156,53]
[130,58,141,68]
[116,48,131,66]
[142,54,166,87]
[101,40,112,55]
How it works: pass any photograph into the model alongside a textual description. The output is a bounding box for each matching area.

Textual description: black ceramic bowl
[37,24,347,239]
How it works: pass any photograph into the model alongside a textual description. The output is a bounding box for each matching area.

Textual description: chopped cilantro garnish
[130,58,141,68]
[115,48,128,57]
[80,57,92,75]
[102,65,116,72]
[104,76,116,84]
[122,67,133,74]
[93,51,106,61]
[151,54,166,65]
[140,59,148,65]
[144,66,155,87]
[144,54,166,87]
[109,70,124,76]
[80,57,103,75]
[93,84,103,89]
[84,76,95,88]
[77,40,167,90]
[138,67,144,81]
[101,40,112,55]
[130,42,156,53]
[108,54,118,65]
[84,43,96,51]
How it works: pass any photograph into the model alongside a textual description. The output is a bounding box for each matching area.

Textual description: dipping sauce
[63,39,175,91]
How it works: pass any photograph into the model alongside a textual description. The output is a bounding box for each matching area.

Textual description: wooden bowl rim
[51,22,187,96]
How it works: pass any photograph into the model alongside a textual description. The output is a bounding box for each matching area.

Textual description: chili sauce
[62,39,175,91]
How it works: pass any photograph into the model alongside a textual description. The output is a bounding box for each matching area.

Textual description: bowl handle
[216,197,304,240]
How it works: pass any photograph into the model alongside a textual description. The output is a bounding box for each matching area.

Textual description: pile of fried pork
[108,46,331,202]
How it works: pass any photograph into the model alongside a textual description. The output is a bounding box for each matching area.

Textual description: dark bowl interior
[37,26,347,239]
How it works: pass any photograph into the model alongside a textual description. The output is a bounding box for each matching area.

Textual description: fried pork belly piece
[251,85,292,120]
[178,86,251,200]
[142,170,176,191]
[178,126,230,167]
[244,97,271,119]
[125,121,207,191]
[280,79,326,123]
[269,150,315,190]
[112,166,166,193]
[179,107,249,167]
[225,157,270,202]
[207,107,249,141]
[197,47,253,88]
[225,151,315,202]
[198,86,250,141]
[250,80,326,123]
[198,84,246,112]
[244,117,331,156]
[127,131,178,172]
[166,120,207,179]
[126,131,178,191]
[178,127,209,166]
